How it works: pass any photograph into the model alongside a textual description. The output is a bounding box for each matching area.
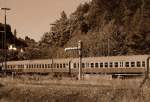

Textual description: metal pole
[0,31,4,69]
[146,57,150,79]
[64,40,82,80]
[4,10,7,70]
[1,8,11,71]
[78,40,82,80]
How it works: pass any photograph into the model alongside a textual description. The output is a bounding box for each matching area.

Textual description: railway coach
[0,54,150,78]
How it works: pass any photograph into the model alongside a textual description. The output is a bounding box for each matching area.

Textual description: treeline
[1,0,150,60]
[39,0,150,59]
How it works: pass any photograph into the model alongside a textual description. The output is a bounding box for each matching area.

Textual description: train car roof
[6,54,150,64]
[82,54,149,62]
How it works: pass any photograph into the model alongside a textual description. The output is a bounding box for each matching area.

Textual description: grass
[0,76,149,102]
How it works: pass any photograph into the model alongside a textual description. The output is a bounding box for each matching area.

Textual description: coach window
[86,63,89,68]
[34,64,36,68]
[115,62,118,67]
[142,61,145,67]
[57,64,59,68]
[137,61,141,67]
[38,64,41,68]
[82,63,85,68]
[36,64,38,68]
[42,64,44,68]
[131,62,135,67]
[29,64,32,68]
[30,64,32,68]
[91,63,94,68]
[39,64,42,68]
[125,62,129,67]
[120,62,123,67]
[63,64,65,68]
[7,65,9,69]
[66,63,69,67]
[50,64,53,68]
[95,63,98,68]
[45,64,47,68]
[100,63,103,68]
[74,63,76,68]
[60,64,62,68]
[105,62,108,68]
[32,64,34,68]
[48,64,51,68]
[53,64,56,68]
[109,62,113,67]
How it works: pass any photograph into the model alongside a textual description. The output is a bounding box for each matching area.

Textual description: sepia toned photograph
[0,0,150,102]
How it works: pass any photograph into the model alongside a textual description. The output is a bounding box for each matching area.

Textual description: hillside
[6,0,149,60]
[38,0,150,59]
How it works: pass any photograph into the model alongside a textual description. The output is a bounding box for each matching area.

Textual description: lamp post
[1,7,11,70]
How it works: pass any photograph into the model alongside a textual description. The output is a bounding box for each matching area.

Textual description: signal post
[65,40,82,80]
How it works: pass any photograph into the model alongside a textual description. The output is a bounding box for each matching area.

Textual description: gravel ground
[0,78,149,102]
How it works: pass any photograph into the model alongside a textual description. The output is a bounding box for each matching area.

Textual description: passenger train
[0,55,150,78]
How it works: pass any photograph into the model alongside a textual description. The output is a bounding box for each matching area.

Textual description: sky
[0,0,91,41]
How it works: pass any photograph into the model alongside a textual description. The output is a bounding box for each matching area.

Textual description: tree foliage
[38,0,150,58]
